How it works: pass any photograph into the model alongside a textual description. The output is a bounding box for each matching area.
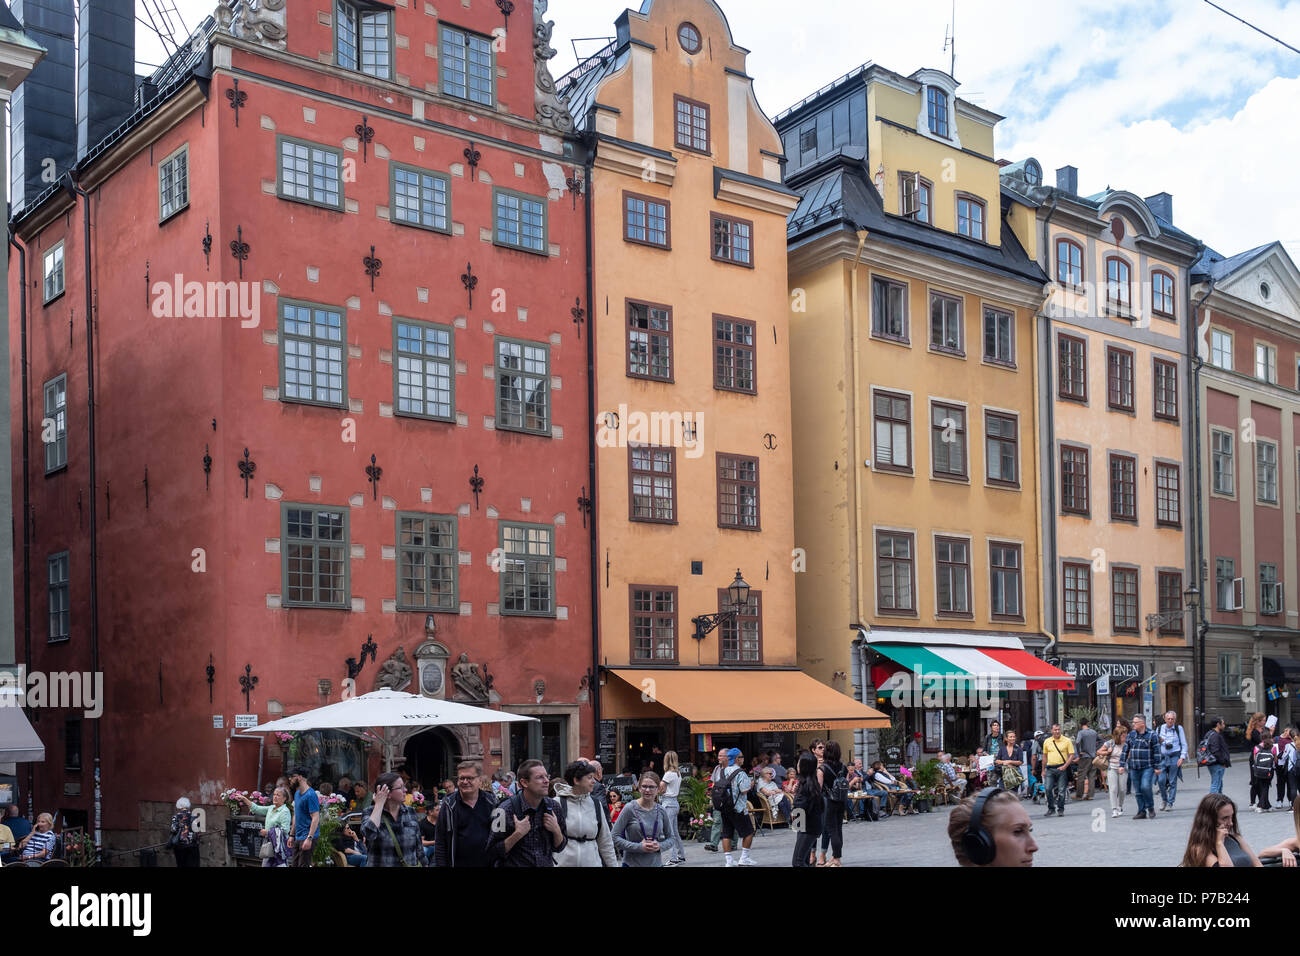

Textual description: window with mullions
[1210,329,1233,370]
[335,0,392,79]
[280,300,346,407]
[1105,256,1132,314]
[48,552,69,642]
[1151,270,1175,317]
[1155,462,1181,527]
[396,513,457,612]
[440,24,493,105]
[624,193,669,248]
[711,214,752,266]
[499,523,555,616]
[983,307,1014,365]
[1062,561,1091,630]
[931,403,967,479]
[926,86,949,137]
[985,413,1018,486]
[956,196,985,240]
[627,301,672,381]
[278,137,343,210]
[990,542,1022,620]
[159,145,189,222]
[675,95,709,152]
[872,277,908,341]
[718,591,761,663]
[1256,440,1278,504]
[43,242,64,303]
[1056,238,1083,287]
[1211,430,1234,495]
[629,445,676,523]
[630,586,677,663]
[877,532,915,613]
[1259,563,1281,616]
[929,292,962,353]
[714,317,755,393]
[1058,334,1086,401]
[392,165,450,233]
[1153,358,1178,421]
[394,320,453,421]
[283,505,349,608]
[873,391,911,473]
[717,454,759,530]
[1215,557,1237,611]
[1219,652,1242,698]
[1109,454,1136,521]
[1157,571,1183,635]
[496,338,550,435]
[1112,567,1138,632]
[1106,347,1134,412]
[43,374,67,473]
[1061,446,1090,515]
[1255,343,1277,384]
[493,189,547,254]
[900,172,932,224]
[935,537,971,615]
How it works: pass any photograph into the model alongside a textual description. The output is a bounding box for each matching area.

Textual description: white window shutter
[1232,577,1244,611]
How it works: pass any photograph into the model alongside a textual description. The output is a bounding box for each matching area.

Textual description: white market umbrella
[249,687,537,769]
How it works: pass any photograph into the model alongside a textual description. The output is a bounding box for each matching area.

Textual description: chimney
[77,0,136,159]
[1056,165,1078,195]
[9,0,77,213]
[1145,192,1173,224]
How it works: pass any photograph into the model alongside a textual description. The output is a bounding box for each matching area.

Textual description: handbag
[1092,746,1110,773]
[1001,765,1023,789]
[259,839,274,860]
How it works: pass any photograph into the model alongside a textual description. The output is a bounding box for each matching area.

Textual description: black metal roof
[10,11,214,228]
[788,146,1046,285]
[1191,241,1277,282]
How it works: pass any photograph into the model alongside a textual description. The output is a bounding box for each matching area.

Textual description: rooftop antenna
[943,0,956,78]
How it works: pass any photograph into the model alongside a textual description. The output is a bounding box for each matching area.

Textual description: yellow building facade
[779,65,1072,761]
[560,0,884,772]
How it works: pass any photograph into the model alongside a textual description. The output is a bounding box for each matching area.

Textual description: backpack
[828,764,850,803]
[1252,745,1276,779]
[710,768,740,812]
[1197,732,1218,767]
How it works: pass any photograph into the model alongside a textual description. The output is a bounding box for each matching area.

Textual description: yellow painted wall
[867,79,1002,246]
[588,0,796,670]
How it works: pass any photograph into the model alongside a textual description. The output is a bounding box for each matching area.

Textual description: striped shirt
[21,829,55,860]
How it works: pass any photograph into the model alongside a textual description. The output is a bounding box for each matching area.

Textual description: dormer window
[927,86,950,138]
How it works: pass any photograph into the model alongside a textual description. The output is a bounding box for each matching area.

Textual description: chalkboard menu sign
[598,719,617,768]
[226,817,266,862]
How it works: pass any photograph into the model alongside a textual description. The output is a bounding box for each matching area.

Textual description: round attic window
[1260,281,1272,300]
[1025,159,1042,186]
[678,22,702,54]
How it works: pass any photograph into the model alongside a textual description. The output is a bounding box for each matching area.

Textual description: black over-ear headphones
[961,787,1001,866]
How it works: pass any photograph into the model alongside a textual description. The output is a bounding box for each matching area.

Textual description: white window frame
[1210,329,1233,371]
[158,144,189,222]
[1218,652,1242,698]
[1255,342,1277,384]
[43,242,65,304]
[1256,439,1278,504]
[1210,428,1234,496]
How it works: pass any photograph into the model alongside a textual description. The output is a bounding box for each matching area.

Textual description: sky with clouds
[138,0,1300,261]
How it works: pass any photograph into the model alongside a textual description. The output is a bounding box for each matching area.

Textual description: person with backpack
[1251,734,1278,812]
[1275,729,1296,807]
[816,740,849,867]
[553,760,615,867]
[791,752,824,868]
[169,797,201,867]
[1154,710,1188,812]
[487,759,568,866]
[1199,716,1231,794]
[713,747,756,866]
[611,771,672,867]
[703,746,730,852]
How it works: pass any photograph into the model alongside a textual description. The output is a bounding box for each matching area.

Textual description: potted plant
[911,759,941,812]
[679,776,711,840]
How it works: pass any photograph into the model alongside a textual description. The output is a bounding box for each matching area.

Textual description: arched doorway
[403,728,458,789]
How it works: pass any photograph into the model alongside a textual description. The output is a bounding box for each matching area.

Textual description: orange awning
[606,668,890,733]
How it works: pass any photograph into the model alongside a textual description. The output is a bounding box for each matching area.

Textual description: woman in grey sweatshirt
[611,772,671,867]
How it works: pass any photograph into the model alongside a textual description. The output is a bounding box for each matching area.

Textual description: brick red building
[8,0,592,858]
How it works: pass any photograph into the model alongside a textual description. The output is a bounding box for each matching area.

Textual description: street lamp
[690,569,750,642]
[1144,583,1207,733]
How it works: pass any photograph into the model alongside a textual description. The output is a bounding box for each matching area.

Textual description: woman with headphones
[946,788,1038,867]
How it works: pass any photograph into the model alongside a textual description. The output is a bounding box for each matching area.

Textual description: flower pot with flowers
[220,788,269,816]
[678,777,711,839]
[910,760,942,813]
[403,791,426,814]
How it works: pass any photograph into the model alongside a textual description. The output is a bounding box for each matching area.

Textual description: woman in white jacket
[553,760,616,867]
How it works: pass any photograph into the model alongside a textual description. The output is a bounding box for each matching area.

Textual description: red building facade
[9,0,592,857]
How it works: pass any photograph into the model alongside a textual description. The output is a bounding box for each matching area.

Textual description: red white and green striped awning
[872,643,1074,691]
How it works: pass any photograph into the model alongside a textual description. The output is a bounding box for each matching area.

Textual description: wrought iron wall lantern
[690,569,750,642]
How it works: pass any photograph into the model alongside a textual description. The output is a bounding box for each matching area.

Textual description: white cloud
[147,0,1300,260]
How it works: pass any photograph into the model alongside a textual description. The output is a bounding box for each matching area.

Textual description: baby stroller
[1025,770,1047,803]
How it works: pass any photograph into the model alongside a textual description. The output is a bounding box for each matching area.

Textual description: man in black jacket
[1205,716,1231,794]
[434,760,496,867]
